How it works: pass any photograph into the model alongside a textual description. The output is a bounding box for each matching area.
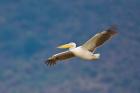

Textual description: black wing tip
[106,25,118,35]
[45,58,57,66]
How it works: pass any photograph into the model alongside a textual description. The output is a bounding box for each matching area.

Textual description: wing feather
[45,50,75,66]
[82,26,117,51]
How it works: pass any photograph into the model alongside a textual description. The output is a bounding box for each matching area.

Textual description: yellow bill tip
[57,44,72,49]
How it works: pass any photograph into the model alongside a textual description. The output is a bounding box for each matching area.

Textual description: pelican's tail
[93,53,100,60]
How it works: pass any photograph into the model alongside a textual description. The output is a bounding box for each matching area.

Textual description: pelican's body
[45,26,117,66]
[70,46,100,60]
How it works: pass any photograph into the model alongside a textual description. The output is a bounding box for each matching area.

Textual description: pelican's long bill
[57,43,73,49]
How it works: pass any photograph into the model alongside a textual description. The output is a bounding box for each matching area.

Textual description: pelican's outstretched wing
[82,26,117,52]
[45,50,75,66]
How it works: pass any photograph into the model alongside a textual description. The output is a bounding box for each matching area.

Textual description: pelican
[45,26,117,66]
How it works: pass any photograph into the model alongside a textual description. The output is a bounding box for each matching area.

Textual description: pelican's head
[57,42,76,49]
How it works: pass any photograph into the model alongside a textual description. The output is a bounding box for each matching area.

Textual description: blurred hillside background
[0,0,140,93]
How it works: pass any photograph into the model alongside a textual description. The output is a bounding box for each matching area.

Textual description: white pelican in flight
[45,26,117,66]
